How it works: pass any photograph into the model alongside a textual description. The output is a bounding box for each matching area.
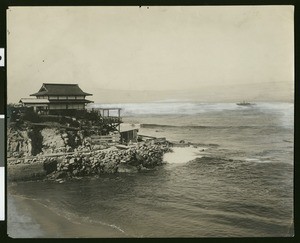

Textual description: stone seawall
[8,162,46,182]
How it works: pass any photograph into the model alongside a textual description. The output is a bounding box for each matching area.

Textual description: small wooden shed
[120,129,139,144]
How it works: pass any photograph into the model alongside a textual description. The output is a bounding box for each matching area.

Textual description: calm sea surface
[8,102,294,237]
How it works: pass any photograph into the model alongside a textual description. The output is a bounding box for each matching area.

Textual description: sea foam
[163,146,206,164]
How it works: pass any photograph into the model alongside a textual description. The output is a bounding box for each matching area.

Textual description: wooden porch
[91,108,122,132]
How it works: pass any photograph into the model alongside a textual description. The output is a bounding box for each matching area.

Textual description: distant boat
[236,101,255,106]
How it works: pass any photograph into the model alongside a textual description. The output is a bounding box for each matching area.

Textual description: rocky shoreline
[8,141,173,182]
[7,116,176,182]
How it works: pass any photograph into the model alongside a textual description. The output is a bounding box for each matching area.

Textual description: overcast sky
[7,6,294,103]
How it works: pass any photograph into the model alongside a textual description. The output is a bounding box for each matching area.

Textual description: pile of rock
[46,142,172,181]
[41,129,83,154]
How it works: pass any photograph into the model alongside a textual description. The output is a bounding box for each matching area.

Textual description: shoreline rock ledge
[8,142,173,182]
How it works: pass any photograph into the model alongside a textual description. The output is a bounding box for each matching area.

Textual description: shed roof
[120,128,139,133]
[30,83,92,96]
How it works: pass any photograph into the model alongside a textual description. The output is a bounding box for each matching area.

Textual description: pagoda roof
[30,83,92,96]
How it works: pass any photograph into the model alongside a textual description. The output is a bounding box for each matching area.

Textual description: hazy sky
[7,6,294,103]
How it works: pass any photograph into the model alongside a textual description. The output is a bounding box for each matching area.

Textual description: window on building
[49,96,58,100]
[76,96,85,99]
[59,96,67,100]
[68,96,76,100]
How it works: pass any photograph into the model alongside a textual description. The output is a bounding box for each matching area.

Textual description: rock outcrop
[7,125,83,158]
[8,142,173,181]
[7,121,174,182]
[7,127,31,158]
[46,142,172,180]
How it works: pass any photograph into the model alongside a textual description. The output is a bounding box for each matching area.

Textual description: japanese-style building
[20,83,93,114]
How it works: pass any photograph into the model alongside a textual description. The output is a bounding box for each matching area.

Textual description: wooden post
[118,108,121,133]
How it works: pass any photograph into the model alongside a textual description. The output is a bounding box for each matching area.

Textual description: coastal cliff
[8,126,84,158]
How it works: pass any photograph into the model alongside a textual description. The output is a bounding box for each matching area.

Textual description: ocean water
[8,102,294,237]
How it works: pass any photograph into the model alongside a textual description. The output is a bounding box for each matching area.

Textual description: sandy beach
[7,193,126,238]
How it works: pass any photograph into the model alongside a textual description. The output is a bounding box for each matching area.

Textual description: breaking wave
[89,102,293,116]
[140,124,272,129]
